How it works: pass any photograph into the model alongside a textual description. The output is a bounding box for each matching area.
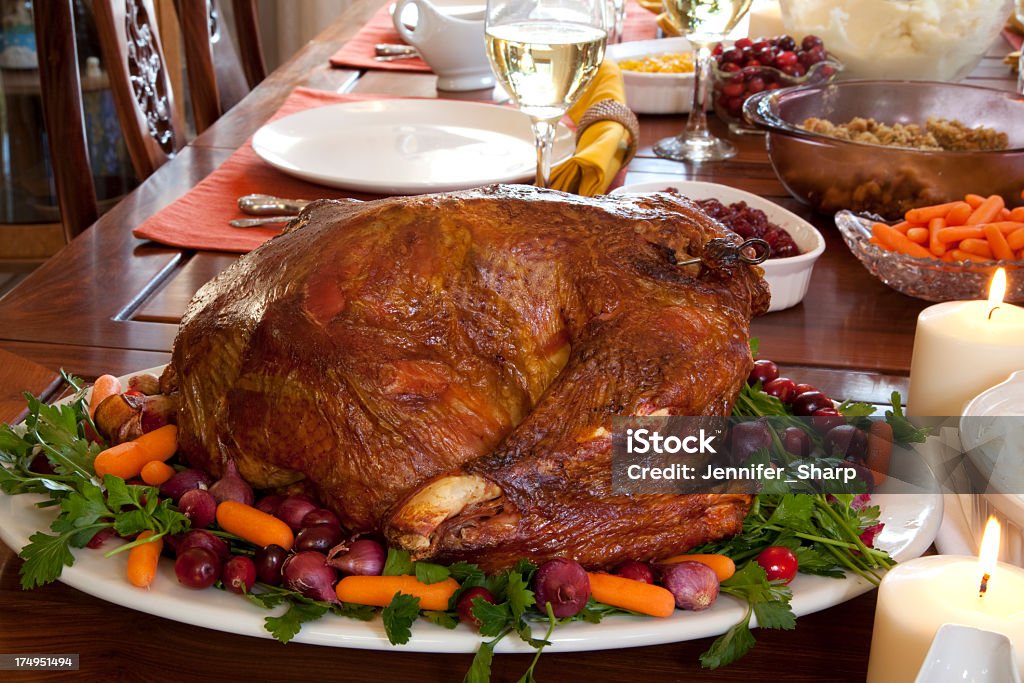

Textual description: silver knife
[237,194,312,215]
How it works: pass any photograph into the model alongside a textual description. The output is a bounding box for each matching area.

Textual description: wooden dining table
[0,1,1018,679]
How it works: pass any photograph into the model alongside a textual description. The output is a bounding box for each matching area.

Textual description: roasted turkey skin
[165,185,769,567]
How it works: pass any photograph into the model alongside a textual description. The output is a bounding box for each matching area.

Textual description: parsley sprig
[0,375,189,589]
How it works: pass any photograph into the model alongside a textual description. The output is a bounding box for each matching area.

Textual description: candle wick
[979,572,991,597]
[987,306,1000,320]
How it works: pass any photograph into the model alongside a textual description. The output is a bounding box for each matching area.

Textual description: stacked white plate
[954,371,1024,566]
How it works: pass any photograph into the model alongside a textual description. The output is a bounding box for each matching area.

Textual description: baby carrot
[964,193,986,209]
[93,425,179,480]
[334,575,459,610]
[950,249,991,262]
[126,530,163,588]
[973,221,1024,234]
[93,442,147,480]
[959,239,993,259]
[944,202,973,226]
[587,572,676,618]
[140,460,175,486]
[936,226,983,243]
[134,424,178,462]
[1010,207,1024,222]
[872,223,932,258]
[88,374,122,419]
[999,207,1012,220]
[905,201,960,224]
[906,227,929,244]
[928,217,946,256]
[657,553,736,582]
[216,501,294,550]
[866,421,894,487]
[889,221,912,234]
[984,225,1015,261]
[1007,228,1024,251]
[966,195,1005,225]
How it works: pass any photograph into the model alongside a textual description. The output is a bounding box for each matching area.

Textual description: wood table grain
[0,1,1017,679]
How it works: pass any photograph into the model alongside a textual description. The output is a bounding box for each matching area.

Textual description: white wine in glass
[654,0,752,162]
[485,0,607,187]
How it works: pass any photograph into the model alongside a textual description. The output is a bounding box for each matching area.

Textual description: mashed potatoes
[779,0,1011,81]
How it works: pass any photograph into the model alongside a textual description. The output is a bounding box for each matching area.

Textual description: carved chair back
[34,0,265,241]
[178,0,266,133]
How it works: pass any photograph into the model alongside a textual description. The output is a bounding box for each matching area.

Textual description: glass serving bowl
[712,57,841,134]
[744,80,1024,220]
[835,210,1024,302]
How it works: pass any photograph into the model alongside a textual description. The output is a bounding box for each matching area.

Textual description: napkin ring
[576,99,640,165]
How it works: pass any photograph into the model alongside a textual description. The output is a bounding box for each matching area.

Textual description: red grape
[792,391,834,416]
[756,546,798,584]
[747,359,779,386]
[254,544,289,586]
[763,377,797,403]
[175,547,221,589]
[781,427,811,457]
[457,587,497,627]
[223,555,257,594]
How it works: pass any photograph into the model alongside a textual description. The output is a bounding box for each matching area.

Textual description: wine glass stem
[531,117,559,188]
[684,44,713,140]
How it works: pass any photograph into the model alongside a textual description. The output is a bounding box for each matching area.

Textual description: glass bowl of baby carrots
[836,191,1024,302]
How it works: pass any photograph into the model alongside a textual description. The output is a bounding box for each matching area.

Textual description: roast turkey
[165,184,769,570]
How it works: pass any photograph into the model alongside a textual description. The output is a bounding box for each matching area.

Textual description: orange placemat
[132,88,389,253]
[329,1,659,72]
[329,3,430,72]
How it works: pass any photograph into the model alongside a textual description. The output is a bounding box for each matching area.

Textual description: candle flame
[978,516,1001,596]
[987,269,1007,318]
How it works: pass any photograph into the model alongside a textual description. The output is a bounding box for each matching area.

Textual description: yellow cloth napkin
[549,61,635,196]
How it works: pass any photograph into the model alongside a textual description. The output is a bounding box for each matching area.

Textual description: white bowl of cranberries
[612,180,826,312]
[711,34,842,134]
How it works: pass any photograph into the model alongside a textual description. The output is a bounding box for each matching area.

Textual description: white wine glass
[653,0,752,162]
[485,0,608,188]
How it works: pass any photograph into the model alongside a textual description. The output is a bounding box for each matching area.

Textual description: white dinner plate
[0,368,942,654]
[251,100,574,194]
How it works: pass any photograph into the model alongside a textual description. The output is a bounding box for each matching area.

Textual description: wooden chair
[34,0,185,241]
[177,0,266,133]
[33,0,265,242]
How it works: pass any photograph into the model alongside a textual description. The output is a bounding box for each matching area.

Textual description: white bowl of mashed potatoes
[779,0,1012,81]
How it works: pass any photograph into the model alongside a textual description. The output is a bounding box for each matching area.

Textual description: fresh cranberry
[777,35,797,51]
[712,42,724,56]
[774,50,798,67]
[746,77,766,93]
[781,63,807,78]
[743,59,762,68]
[722,81,745,97]
[793,383,818,395]
[719,61,741,73]
[721,47,744,64]
[801,34,824,51]
[734,37,753,49]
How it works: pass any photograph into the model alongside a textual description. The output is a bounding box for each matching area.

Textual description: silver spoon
[237,194,312,215]
[229,216,293,228]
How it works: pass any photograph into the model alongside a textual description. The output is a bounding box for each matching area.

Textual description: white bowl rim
[610,179,826,265]
[607,38,695,82]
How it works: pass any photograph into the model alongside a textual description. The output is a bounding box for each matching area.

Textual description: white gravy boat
[392,0,495,91]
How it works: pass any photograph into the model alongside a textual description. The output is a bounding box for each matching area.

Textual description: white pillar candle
[866,555,1024,683]
[907,270,1024,416]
